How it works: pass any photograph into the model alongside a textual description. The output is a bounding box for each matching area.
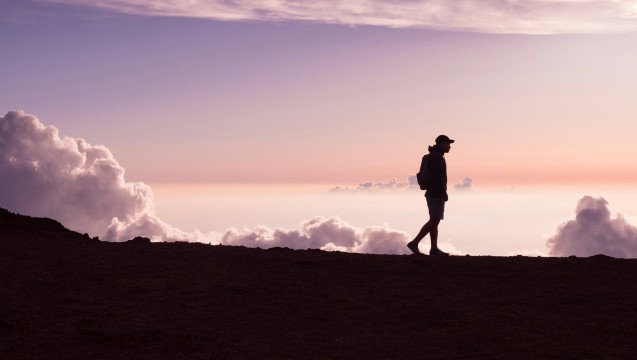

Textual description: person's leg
[412,219,433,245]
[408,197,444,254]
[407,219,432,254]
[428,218,441,251]
[408,217,440,252]
[426,197,445,253]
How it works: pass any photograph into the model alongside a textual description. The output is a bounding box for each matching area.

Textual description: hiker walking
[407,135,454,256]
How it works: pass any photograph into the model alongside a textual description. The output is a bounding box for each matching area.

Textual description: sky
[2,0,637,256]
[4,0,637,186]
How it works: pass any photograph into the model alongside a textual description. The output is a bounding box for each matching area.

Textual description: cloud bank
[0,110,440,254]
[330,175,473,193]
[329,178,414,193]
[546,196,637,258]
[43,0,637,34]
[223,216,413,254]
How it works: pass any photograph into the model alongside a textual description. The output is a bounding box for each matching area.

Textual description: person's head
[435,135,454,153]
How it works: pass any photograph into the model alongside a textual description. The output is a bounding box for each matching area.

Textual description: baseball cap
[435,135,455,144]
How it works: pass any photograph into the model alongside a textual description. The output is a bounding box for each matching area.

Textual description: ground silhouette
[1,207,637,359]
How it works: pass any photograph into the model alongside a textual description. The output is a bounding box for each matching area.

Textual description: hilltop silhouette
[1,207,637,359]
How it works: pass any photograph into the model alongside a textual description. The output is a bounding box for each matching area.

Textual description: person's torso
[425,149,448,200]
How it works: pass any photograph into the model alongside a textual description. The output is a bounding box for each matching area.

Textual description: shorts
[426,196,445,220]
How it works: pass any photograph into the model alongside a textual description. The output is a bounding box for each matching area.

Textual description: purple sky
[3,0,637,185]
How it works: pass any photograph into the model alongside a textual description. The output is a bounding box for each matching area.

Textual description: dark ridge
[588,253,616,259]
[0,207,67,233]
[2,208,637,359]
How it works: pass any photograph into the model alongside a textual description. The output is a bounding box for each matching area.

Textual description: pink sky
[2,0,637,187]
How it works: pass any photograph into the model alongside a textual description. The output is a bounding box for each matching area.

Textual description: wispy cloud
[329,175,474,193]
[42,0,637,34]
[329,178,414,193]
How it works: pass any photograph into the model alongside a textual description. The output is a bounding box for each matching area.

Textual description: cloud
[454,177,473,191]
[0,110,203,243]
[546,196,637,258]
[42,0,637,34]
[329,178,413,193]
[222,216,414,254]
[331,175,473,193]
[1,110,450,255]
[407,175,419,188]
[437,242,466,256]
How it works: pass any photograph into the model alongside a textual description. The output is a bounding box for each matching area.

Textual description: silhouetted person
[407,135,454,256]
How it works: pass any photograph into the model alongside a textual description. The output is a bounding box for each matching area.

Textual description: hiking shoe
[429,248,449,256]
[406,242,422,255]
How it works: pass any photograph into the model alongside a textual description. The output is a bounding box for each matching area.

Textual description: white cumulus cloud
[0,110,203,243]
[42,0,637,34]
[222,216,414,254]
[546,196,637,258]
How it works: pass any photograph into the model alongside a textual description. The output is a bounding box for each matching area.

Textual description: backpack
[416,154,430,190]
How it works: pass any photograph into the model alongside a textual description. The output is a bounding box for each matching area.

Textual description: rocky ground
[2,207,637,359]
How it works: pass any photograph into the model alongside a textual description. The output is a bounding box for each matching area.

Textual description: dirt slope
[1,208,637,359]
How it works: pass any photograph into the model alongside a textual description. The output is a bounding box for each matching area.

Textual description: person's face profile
[439,141,451,153]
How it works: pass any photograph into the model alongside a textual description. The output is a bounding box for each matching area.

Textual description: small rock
[126,236,151,244]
